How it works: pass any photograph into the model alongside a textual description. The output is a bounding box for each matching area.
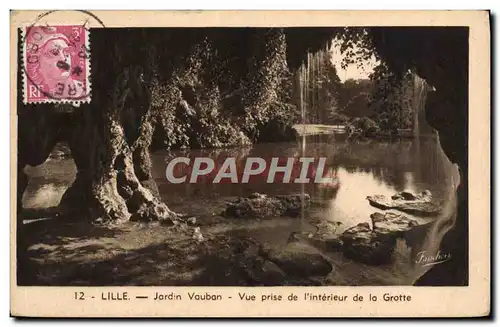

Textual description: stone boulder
[391,190,432,202]
[229,238,287,285]
[370,212,419,236]
[223,193,311,219]
[299,220,344,251]
[367,191,440,217]
[214,237,287,286]
[340,212,432,265]
[340,223,396,265]
[287,228,343,252]
[260,241,333,278]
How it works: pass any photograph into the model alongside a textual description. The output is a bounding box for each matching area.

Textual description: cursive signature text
[416,250,452,267]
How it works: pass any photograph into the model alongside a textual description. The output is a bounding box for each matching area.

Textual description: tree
[56,30,179,223]
[316,51,342,124]
[368,63,413,133]
[290,49,342,125]
[17,28,298,225]
[336,78,374,120]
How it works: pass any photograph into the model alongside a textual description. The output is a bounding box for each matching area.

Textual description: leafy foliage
[240,29,296,141]
[335,79,374,120]
[301,51,343,124]
[369,63,413,132]
[346,117,380,138]
[329,112,351,125]
[334,28,379,70]
[146,26,441,149]
[150,29,299,150]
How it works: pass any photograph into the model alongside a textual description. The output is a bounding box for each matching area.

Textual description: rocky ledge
[286,220,344,251]
[340,212,431,265]
[223,193,311,219]
[221,191,438,268]
[366,190,441,217]
[263,211,431,267]
[341,222,396,265]
[220,236,330,285]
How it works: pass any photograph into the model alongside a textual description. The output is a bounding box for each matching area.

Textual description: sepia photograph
[10,10,490,318]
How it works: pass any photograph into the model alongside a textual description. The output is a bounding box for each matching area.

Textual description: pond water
[153,135,456,227]
[24,136,456,226]
[22,135,459,285]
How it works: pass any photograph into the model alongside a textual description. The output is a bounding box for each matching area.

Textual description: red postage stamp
[22,25,91,104]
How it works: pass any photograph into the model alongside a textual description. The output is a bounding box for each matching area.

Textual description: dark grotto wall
[284,27,337,70]
[371,27,469,286]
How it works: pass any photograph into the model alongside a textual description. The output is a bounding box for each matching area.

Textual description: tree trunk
[21,29,179,224]
[59,71,176,224]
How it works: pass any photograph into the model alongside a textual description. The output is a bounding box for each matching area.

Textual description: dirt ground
[16,196,421,287]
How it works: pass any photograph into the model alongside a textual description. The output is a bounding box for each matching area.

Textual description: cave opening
[17,26,468,287]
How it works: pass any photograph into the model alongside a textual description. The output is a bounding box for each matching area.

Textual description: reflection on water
[22,136,458,285]
[23,157,76,209]
[23,137,456,228]
[151,136,456,229]
[323,167,399,229]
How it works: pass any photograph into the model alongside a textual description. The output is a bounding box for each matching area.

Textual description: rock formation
[223,193,311,219]
[367,191,441,217]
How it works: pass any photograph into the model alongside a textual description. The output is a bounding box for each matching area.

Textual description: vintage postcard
[10,10,490,318]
